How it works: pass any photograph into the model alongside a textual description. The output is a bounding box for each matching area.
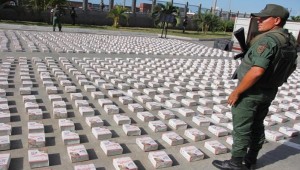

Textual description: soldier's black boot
[244,150,258,170]
[212,157,245,170]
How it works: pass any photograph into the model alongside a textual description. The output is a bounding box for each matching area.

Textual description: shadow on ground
[257,138,300,169]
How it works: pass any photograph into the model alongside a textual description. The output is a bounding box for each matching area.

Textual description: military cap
[251,4,289,20]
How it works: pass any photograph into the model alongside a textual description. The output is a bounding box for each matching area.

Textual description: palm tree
[22,0,66,11]
[152,2,179,38]
[107,5,129,28]
[291,16,300,21]
[193,10,220,34]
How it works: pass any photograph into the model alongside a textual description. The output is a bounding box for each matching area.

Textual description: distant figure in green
[70,7,77,25]
[53,5,63,32]
[182,15,188,33]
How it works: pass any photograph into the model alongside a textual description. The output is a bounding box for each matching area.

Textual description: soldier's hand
[228,90,240,106]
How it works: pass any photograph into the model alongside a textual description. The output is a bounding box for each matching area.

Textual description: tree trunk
[83,0,88,11]
[161,21,165,38]
[151,0,156,13]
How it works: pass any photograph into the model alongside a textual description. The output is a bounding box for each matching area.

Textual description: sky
[83,0,300,16]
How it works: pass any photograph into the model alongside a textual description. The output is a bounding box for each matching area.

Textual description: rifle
[232,27,248,79]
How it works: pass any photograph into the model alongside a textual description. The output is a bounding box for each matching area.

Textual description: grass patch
[0,20,231,39]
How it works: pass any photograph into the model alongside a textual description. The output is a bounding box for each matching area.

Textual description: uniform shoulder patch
[256,43,269,54]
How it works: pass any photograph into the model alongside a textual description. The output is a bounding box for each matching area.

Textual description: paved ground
[0,23,300,170]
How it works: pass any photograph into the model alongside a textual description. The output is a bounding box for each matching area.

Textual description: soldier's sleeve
[251,36,277,69]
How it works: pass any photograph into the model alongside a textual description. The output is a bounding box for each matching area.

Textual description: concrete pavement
[0,23,299,170]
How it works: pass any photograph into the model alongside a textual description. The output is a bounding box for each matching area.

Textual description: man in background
[182,15,188,33]
[70,7,77,25]
[53,4,63,32]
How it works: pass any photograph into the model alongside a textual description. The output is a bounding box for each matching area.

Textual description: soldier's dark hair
[278,18,287,27]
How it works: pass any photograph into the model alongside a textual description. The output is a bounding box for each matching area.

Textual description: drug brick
[168,119,187,130]
[211,113,230,123]
[67,144,89,163]
[24,102,39,112]
[204,140,227,155]
[28,121,44,133]
[92,127,112,140]
[270,114,288,123]
[192,115,210,126]
[184,128,206,141]
[165,100,181,108]
[104,105,119,115]
[137,111,155,122]
[58,119,75,131]
[28,148,49,168]
[0,123,11,136]
[98,99,113,107]
[279,126,298,137]
[0,153,10,170]
[148,151,172,169]
[265,130,284,141]
[197,106,213,115]
[113,114,131,125]
[148,120,167,132]
[0,112,10,123]
[136,136,158,151]
[85,116,104,128]
[146,102,161,111]
[136,95,152,104]
[118,96,133,105]
[0,135,10,150]
[122,124,141,136]
[62,130,80,145]
[178,108,195,117]
[162,132,184,146]
[226,136,233,146]
[208,125,228,137]
[78,106,94,117]
[113,157,138,170]
[100,140,123,156]
[158,110,175,120]
[91,91,105,99]
[28,108,43,120]
[74,163,96,170]
[53,108,68,119]
[128,103,144,112]
[180,146,204,162]
[52,101,66,109]
[70,93,83,101]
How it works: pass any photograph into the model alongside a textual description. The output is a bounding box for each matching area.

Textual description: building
[139,3,151,13]
[67,1,92,10]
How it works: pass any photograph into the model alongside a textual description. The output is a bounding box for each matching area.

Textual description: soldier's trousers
[53,17,62,31]
[231,95,272,157]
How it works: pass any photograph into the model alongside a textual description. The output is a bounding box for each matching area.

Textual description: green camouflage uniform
[231,28,296,157]
[53,7,62,31]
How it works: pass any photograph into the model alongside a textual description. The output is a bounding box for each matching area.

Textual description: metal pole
[212,0,218,15]
[132,0,136,16]
[151,0,156,13]
[198,4,202,15]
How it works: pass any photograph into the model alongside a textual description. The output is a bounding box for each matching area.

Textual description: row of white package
[265,124,300,141]
[20,30,237,57]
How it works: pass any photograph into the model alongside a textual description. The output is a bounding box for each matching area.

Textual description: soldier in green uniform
[53,5,63,32]
[212,4,298,170]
